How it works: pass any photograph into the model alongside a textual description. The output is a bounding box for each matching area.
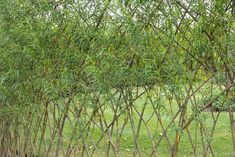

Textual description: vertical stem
[229,110,235,156]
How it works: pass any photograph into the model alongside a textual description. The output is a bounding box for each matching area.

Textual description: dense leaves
[0,0,234,156]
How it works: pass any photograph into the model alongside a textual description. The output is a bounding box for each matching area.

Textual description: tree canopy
[0,0,234,156]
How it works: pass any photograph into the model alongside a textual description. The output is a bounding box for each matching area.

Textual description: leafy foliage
[0,0,234,156]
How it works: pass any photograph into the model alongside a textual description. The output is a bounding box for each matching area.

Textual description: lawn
[40,91,234,157]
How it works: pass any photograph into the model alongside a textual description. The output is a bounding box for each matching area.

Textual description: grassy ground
[57,101,233,156]
[98,107,233,157]
[40,89,234,157]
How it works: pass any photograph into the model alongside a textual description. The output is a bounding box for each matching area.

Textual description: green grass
[99,107,233,157]
[40,92,234,157]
